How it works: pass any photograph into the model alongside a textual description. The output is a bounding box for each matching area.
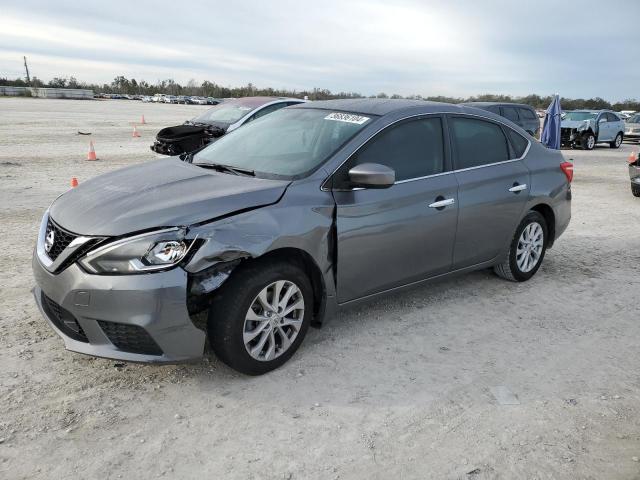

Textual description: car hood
[561,119,594,129]
[49,158,290,236]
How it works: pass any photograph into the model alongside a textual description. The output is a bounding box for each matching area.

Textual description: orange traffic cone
[141,115,146,125]
[132,125,141,138]
[70,177,79,188]
[87,141,97,161]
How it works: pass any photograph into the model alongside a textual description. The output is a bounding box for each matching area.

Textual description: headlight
[78,228,198,274]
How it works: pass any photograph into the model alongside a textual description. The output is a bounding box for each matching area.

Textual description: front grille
[45,218,79,261]
[41,293,89,343]
[97,321,163,356]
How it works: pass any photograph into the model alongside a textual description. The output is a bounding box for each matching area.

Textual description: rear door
[596,113,612,141]
[332,116,458,303]
[449,115,530,269]
[607,113,623,139]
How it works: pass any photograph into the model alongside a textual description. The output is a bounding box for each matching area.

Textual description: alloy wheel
[243,280,305,361]
[516,222,544,273]
[587,135,595,149]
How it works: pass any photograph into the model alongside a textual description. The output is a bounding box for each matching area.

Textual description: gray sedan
[32,99,572,374]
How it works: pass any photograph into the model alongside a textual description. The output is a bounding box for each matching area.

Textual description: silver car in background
[32,99,572,374]
[624,113,640,143]
[561,110,625,150]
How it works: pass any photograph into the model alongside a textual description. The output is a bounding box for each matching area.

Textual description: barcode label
[324,112,370,125]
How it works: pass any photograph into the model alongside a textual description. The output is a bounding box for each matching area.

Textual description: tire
[610,133,623,149]
[208,258,313,375]
[632,183,640,197]
[582,133,596,150]
[494,211,548,282]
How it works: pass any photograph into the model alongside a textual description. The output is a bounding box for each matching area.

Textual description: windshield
[192,102,256,125]
[563,111,597,121]
[193,108,374,179]
[628,114,640,123]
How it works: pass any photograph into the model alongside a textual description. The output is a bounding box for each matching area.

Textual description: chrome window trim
[322,111,532,191]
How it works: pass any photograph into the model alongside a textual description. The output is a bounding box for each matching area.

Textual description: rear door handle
[428,198,455,209]
[508,183,527,193]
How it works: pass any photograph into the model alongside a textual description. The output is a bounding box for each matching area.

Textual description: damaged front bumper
[32,252,206,363]
[560,127,581,145]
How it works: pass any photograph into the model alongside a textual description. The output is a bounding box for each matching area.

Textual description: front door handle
[508,183,527,193]
[428,197,455,209]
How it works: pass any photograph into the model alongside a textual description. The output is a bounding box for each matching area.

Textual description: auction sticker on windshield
[324,112,370,125]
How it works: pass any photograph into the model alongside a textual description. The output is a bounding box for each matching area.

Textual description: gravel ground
[1,97,639,480]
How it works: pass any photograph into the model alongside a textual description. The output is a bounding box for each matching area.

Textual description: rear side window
[505,128,529,158]
[519,108,537,120]
[349,117,445,181]
[607,112,620,122]
[502,107,520,122]
[450,117,509,169]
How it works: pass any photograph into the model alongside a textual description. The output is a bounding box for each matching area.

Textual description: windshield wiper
[194,163,255,177]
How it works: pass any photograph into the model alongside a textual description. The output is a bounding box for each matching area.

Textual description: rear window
[450,117,510,169]
[505,128,529,158]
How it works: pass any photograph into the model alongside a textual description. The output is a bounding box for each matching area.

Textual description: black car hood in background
[49,158,290,236]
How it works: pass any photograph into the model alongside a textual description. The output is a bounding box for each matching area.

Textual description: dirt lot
[1,97,639,480]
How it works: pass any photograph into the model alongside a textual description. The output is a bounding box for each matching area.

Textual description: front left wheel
[208,258,313,375]
[494,211,548,282]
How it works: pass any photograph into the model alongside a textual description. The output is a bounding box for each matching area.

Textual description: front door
[331,116,458,303]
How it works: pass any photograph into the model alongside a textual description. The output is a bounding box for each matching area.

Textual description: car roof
[293,98,468,116]
[462,102,534,109]
[568,109,611,113]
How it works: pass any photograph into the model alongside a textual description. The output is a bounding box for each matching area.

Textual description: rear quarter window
[505,128,529,158]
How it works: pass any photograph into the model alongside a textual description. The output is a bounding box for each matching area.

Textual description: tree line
[2,75,639,111]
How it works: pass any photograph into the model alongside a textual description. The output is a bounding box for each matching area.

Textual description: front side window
[450,117,509,169]
[193,108,373,179]
[341,117,445,184]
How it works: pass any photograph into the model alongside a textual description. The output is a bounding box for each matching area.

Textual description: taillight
[628,151,639,165]
[560,161,573,183]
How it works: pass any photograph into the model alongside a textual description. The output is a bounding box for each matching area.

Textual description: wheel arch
[529,203,556,248]
[236,247,328,326]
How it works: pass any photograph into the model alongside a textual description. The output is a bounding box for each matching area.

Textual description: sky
[0,0,638,101]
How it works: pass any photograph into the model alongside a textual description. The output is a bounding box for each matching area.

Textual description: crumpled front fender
[182,182,338,322]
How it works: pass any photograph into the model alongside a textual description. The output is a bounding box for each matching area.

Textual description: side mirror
[348,163,395,189]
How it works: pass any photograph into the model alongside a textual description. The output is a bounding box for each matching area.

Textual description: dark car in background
[33,99,571,374]
[462,102,540,137]
[150,96,305,156]
[629,152,640,197]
